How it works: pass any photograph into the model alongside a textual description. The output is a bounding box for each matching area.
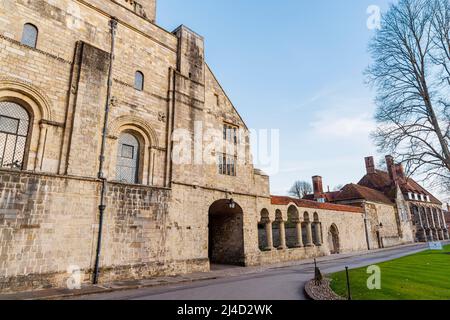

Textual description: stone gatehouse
[0,0,446,293]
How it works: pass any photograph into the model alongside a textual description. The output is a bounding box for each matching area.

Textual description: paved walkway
[0,242,437,300]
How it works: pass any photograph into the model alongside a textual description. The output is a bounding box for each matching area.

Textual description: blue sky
[157,0,393,195]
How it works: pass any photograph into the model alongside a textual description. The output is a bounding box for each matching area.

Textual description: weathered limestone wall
[66,42,110,177]
[114,0,157,22]
[100,181,208,283]
[319,210,368,254]
[0,0,174,185]
[166,183,267,268]
[0,170,98,292]
[364,202,404,248]
[257,246,327,266]
[0,169,211,293]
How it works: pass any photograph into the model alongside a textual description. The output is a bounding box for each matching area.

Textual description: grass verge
[330,245,450,300]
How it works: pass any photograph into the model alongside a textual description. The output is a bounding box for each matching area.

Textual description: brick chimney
[312,176,324,200]
[395,163,406,183]
[385,155,398,182]
[365,156,375,174]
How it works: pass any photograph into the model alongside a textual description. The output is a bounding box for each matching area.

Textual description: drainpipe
[362,202,371,250]
[93,17,118,285]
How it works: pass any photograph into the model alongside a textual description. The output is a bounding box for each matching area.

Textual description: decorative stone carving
[158,112,166,122]
[123,0,148,18]
[110,96,118,107]
[71,83,77,94]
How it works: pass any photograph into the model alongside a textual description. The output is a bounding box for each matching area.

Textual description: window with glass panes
[218,123,238,176]
[116,132,140,184]
[0,102,30,169]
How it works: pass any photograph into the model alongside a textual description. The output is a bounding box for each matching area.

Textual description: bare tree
[431,0,450,86]
[367,0,450,190]
[289,181,313,199]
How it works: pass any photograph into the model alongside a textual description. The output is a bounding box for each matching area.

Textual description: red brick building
[304,156,449,244]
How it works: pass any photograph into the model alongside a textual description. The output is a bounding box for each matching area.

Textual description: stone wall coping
[0,168,170,191]
[108,180,171,191]
[172,181,270,199]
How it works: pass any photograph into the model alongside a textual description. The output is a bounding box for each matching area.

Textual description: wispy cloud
[280,86,338,113]
[310,112,375,138]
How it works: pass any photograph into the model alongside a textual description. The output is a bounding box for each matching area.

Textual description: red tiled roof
[303,191,340,202]
[333,184,393,205]
[324,191,341,202]
[271,196,363,213]
[358,170,441,205]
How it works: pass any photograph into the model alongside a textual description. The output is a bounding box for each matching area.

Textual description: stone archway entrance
[208,199,245,266]
[328,224,340,254]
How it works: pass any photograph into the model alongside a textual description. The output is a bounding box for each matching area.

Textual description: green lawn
[330,245,450,300]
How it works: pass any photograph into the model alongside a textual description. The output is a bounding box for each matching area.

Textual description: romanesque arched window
[0,101,30,169]
[21,23,38,48]
[116,132,140,184]
[134,71,144,91]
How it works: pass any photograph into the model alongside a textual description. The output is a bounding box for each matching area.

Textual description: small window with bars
[0,102,30,170]
[218,153,236,176]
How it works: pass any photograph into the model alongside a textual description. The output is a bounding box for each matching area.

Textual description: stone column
[278,221,287,250]
[34,122,48,171]
[440,210,450,240]
[435,211,444,240]
[315,223,322,246]
[305,222,314,247]
[295,221,304,248]
[265,222,274,251]
[424,208,434,241]
[430,209,438,240]
[417,207,425,242]
[147,146,154,186]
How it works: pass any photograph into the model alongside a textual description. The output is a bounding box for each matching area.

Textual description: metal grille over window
[21,23,38,48]
[0,102,30,170]
[116,133,140,184]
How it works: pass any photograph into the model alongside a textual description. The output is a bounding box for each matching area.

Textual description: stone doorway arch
[328,224,340,254]
[208,199,245,266]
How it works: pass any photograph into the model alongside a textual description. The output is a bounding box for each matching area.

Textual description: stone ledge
[304,279,345,301]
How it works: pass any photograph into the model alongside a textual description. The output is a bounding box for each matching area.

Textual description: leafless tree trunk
[288,181,313,199]
[367,0,450,191]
